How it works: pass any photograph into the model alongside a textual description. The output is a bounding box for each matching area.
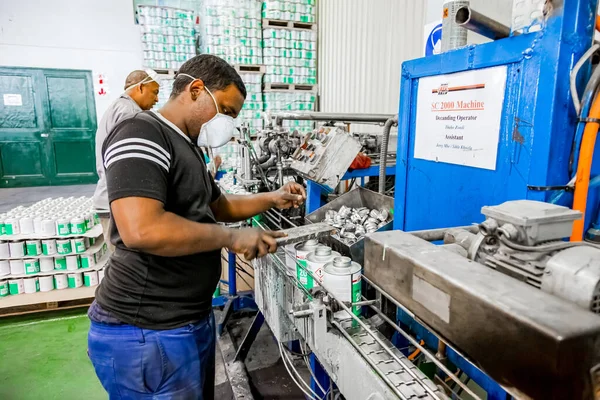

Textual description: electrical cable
[499,235,600,252]
[282,342,326,400]
[278,342,319,400]
[235,271,252,290]
[571,43,600,114]
[300,340,328,397]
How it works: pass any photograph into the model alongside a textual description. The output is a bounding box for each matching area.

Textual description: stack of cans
[263,28,317,85]
[263,91,316,132]
[155,77,174,110]
[237,72,264,134]
[138,5,197,70]
[262,0,317,23]
[201,0,263,65]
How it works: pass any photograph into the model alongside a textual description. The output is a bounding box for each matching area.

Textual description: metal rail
[272,112,395,127]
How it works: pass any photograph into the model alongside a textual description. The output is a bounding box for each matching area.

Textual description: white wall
[318,0,425,124]
[0,0,144,122]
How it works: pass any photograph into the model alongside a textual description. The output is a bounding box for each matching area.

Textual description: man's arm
[211,182,306,223]
[112,197,282,259]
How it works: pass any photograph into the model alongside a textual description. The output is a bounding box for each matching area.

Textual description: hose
[570,63,600,177]
[571,91,600,241]
[570,44,600,114]
[378,115,398,194]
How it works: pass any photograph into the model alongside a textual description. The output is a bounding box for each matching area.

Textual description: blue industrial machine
[395,0,600,234]
[217,1,600,399]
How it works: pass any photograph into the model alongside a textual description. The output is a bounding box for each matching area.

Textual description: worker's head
[169,55,246,147]
[124,69,160,111]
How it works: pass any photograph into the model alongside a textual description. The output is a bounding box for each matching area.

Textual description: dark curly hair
[170,54,247,99]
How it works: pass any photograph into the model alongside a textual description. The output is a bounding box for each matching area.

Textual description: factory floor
[0,185,306,399]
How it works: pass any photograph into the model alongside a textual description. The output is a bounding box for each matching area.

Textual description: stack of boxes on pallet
[202,0,263,65]
[262,0,317,133]
[262,0,317,23]
[0,197,108,298]
[138,5,197,71]
[201,0,266,134]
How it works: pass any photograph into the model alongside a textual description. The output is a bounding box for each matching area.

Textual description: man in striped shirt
[87,55,305,399]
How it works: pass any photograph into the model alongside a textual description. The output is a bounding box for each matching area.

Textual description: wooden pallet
[263,19,317,31]
[0,286,96,318]
[264,83,318,91]
[233,64,266,73]
[154,69,177,77]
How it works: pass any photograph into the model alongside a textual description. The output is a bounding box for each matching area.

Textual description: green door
[0,67,98,188]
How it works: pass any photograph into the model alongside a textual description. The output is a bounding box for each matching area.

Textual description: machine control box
[481,200,581,245]
[290,127,362,190]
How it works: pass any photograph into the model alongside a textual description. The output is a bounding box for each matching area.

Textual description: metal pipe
[455,7,510,40]
[378,115,399,193]
[408,225,479,242]
[273,112,395,127]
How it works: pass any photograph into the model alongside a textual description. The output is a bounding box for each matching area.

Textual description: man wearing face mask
[92,69,160,251]
[87,55,306,399]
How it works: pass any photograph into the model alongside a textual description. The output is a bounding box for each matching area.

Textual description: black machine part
[364,230,600,400]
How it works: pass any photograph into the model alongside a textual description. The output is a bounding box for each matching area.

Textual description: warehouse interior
[2,0,600,399]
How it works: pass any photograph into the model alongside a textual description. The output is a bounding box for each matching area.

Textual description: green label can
[26,240,42,256]
[302,246,341,292]
[70,217,86,235]
[56,218,70,236]
[8,279,24,295]
[0,220,5,236]
[23,259,40,275]
[89,237,95,246]
[80,255,94,269]
[0,280,8,297]
[71,238,86,254]
[67,272,83,288]
[66,256,79,271]
[83,271,99,287]
[323,257,363,320]
[85,213,94,231]
[23,277,39,294]
[56,239,72,255]
[42,239,57,255]
[54,274,68,290]
[39,276,54,292]
[54,257,67,270]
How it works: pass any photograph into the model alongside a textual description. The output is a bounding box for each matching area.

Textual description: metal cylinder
[455,6,510,40]
[378,116,398,194]
[441,0,469,52]
[273,112,395,127]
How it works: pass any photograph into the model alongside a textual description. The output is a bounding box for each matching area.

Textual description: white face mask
[177,73,237,148]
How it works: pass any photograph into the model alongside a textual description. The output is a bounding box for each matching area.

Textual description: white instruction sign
[414,66,508,170]
[3,94,23,106]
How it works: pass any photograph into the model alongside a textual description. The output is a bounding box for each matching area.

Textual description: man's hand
[270,182,307,209]
[229,228,286,260]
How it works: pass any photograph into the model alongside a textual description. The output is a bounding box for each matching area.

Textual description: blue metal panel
[394,1,598,231]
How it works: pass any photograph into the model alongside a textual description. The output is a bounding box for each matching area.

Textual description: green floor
[0,309,105,400]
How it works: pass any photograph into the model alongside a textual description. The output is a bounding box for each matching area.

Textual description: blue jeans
[88,314,215,400]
